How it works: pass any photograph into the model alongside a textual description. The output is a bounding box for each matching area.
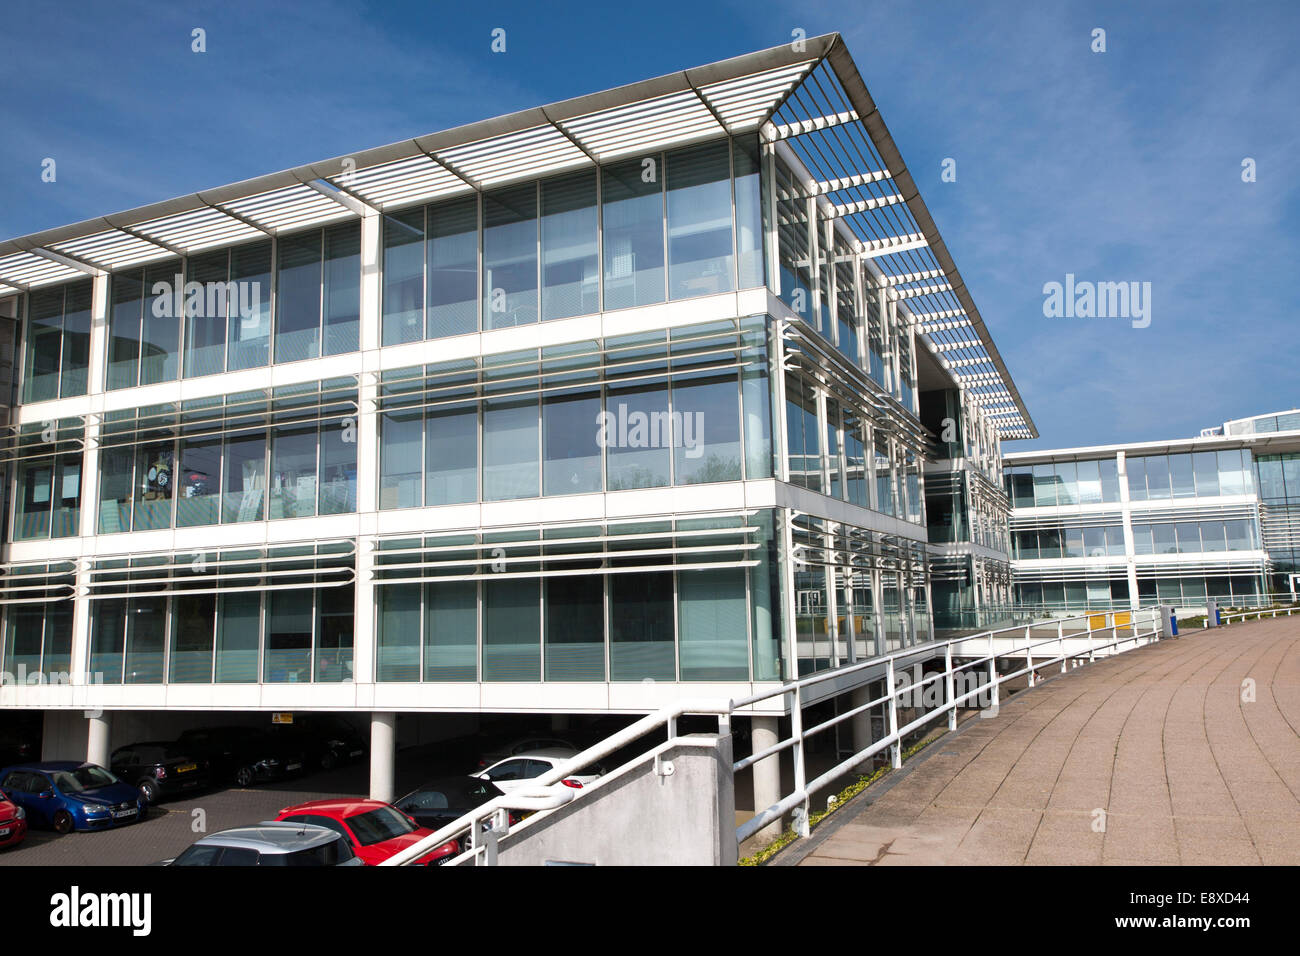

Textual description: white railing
[1221,605,1298,626]
[383,606,1165,865]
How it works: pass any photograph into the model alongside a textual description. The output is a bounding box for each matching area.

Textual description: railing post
[886,658,901,769]
[944,642,957,732]
[1058,618,1066,674]
[1024,625,1033,687]
[790,685,810,837]
[987,630,999,713]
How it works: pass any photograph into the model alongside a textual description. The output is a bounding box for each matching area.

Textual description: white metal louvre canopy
[0,33,1033,438]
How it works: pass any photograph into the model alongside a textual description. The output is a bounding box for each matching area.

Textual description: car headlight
[84,807,108,816]
[13,807,24,820]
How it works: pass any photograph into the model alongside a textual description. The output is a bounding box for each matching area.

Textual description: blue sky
[3,0,1296,449]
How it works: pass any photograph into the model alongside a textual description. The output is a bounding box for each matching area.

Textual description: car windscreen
[346,806,417,846]
[399,780,496,810]
[52,766,119,793]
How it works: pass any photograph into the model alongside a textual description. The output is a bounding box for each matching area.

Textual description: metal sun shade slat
[0,251,82,287]
[50,229,173,269]
[133,206,263,252]
[437,126,589,186]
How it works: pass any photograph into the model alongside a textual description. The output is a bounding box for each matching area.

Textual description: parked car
[174,726,306,787]
[163,822,363,866]
[394,775,512,833]
[0,790,27,849]
[473,736,578,772]
[473,748,603,792]
[269,716,365,771]
[275,799,458,865]
[110,741,210,804]
[0,762,144,834]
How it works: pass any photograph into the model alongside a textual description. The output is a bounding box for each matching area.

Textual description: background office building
[1004,410,1300,614]
[0,34,1034,794]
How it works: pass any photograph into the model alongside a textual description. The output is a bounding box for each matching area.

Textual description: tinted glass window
[346,807,417,846]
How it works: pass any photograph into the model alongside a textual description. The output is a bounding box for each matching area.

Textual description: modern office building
[1003,410,1300,614]
[0,34,1033,794]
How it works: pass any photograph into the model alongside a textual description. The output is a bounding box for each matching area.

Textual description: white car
[472,747,603,792]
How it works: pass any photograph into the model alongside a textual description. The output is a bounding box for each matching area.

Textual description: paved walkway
[795,617,1300,866]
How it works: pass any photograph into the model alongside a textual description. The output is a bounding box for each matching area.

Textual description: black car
[174,726,306,787]
[394,776,509,836]
[110,741,211,804]
[270,716,366,771]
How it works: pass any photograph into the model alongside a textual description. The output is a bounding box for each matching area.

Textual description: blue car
[0,762,145,834]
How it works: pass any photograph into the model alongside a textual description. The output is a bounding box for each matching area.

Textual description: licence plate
[112,809,135,819]
[286,763,302,772]
[177,763,197,773]
[0,828,10,837]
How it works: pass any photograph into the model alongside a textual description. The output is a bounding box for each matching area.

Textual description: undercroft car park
[0,28,1291,873]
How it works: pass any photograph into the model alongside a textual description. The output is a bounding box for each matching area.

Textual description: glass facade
[22,280,91,402]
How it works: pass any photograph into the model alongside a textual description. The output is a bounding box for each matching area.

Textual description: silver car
[162,821,364,866]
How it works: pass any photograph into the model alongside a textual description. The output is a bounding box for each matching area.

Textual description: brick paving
[796,617,1300,866]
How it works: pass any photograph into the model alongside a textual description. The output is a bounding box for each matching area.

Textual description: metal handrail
[385,607,1166,864]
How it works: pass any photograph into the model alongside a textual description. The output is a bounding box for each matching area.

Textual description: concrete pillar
[86,712,111,767]
[369,712,396,803]
[850,686,872,754]
[750,716,782,843]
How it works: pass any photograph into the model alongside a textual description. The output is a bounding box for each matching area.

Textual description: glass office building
[0,35,1033,780]
[1003,413,1300,613]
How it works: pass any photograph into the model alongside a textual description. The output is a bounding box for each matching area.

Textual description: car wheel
[53,810,75,835]
[320,752,338,771]
[234,766,255,788]
[138,779,160,805]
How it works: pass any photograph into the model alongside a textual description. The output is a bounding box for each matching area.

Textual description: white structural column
[749,716,782,843]
[1117,451,1140,609]
[369,711,397,802]
[850,685,872,753]
[71,272,110,686]
[352,210,382,688]
[86,712,111,766]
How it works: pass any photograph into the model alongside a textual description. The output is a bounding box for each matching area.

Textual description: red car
[0,791,27,849]
[275,799,458,865]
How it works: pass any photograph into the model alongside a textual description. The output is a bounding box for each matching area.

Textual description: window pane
[609,569,673,680]
[177,435,221,527]
[25,287,63,402]
[667,141,734,299]
[265,588,313,682]
[733,135,764,290]
[484,398,539,500]
[673,375,741,484]
[377,584,420,681]
[679,567,747,680]
[170,593,215,683]
[379,412,423,509]
[91,599,127,683]
[605,384,671,490]
[1076,459,1102,503]
[483,579,539,681]
[97,446,133,533]
[185,250,229,378]
[545,575,604,681]
[383,210,424,346]
[1200,520,1226,552]
[270,426,317,520]
[14,461,53,540]
[1126,456,1147,501]
[1169,454,1195,498]
[316,584,353,683]
[425,580,476,681]
[543,391,601,495]
[140,261,181,385]
[323,221,360,355]
[1193,451,1219,496]
[133,443,174,532]
[483,185,538,329]
[60,282,91,397]
[107,271,143,390]
[1098,458,1120,501]
[1145,456,1170,499]
[228,242,272,370]
[223,433,266,522]
[276,232,322,362]
[319,417,358,515]
[125,597,166,683]
[427,196,478,339]
[53,455,81,538]
[540,170,598,321]
[601,156,665,310]
[425,404,477,506]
